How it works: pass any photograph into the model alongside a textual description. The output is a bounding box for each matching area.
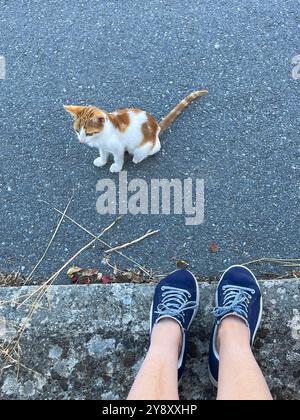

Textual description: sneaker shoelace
[213,285,255,321]
[155,286,198,324]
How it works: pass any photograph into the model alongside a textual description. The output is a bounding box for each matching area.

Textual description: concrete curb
[0,279,299,400]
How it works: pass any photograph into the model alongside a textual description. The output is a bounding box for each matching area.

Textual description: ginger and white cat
[64,90,208,173]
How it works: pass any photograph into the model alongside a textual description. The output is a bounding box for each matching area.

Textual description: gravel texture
[0,0,299,282]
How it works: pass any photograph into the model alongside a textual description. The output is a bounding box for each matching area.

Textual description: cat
[64,90,208,173]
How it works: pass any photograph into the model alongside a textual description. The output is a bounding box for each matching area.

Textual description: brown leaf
[67,266,82,278]
[78,268,99,278]
[176,260,189,269]
[209,242,219,253]
[67,266,102,284]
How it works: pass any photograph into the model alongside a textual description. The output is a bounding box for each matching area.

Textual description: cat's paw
[110,163,123,173]
[132,157,140,164]
[94,157,107,167]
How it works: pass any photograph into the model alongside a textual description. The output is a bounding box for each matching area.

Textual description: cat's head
[64,105,106,144]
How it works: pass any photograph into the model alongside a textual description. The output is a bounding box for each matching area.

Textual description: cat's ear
[63,105,84,118]
[91,116,105,128]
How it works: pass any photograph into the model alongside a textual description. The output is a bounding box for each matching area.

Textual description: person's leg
[217,316,272,400]
[128,319,181,400]
[127,269,199,400]
[208,265,273,401]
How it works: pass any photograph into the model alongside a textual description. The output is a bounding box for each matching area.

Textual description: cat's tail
[159,90,208,134]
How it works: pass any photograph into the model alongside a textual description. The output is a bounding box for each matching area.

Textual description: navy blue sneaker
[208,265,263,386]
[150,269,200,382]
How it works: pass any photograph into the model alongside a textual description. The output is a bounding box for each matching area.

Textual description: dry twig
[105,229,159,254]
[26,193,74,283]
[40,201,155,279]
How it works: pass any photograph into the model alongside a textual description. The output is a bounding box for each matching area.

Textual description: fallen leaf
[209,242,219,253]
[67,266,82,278]
[176,260,189,269]
[71,275,78,284]
[102,275,112,284]
[67,266,102,284]
[81,277,92,284]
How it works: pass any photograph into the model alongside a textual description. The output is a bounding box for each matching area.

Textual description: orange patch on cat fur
[67,105,106,134]
[159,89,208,133]
[108,110,130,132]
[141,113,159,146]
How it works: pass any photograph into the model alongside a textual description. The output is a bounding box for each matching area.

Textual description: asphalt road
[0,0,299,283]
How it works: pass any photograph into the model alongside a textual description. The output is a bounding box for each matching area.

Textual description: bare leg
[217,316,273,400]
[127,319,182,400]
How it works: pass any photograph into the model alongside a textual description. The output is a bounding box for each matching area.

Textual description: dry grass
[25,193,74,284]
[0,271,25,287]
[243,257,300,268]
[44,201,157,279]
[0,196,160,375]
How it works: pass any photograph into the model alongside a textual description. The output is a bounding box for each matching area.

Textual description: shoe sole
[208,264,263,388]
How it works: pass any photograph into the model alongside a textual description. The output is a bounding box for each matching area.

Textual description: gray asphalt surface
[0,0,299,283]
